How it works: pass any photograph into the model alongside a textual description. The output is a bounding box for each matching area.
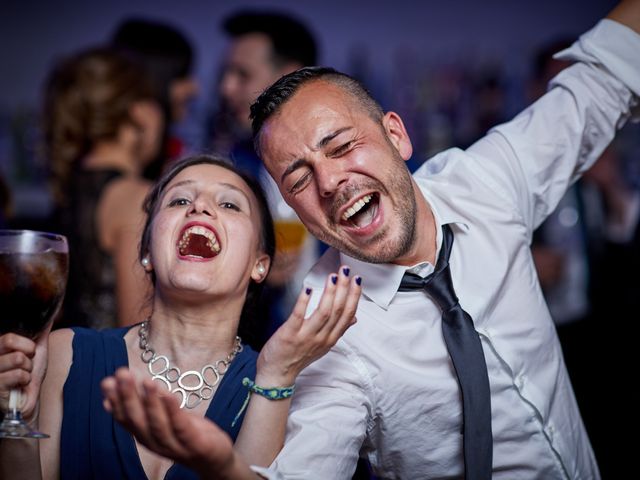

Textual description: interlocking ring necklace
[138,320,242,409]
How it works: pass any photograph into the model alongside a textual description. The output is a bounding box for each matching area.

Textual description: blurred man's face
[170,77,199,122]
[219,33,283,131]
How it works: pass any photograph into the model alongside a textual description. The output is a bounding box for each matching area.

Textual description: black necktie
[399,224,493,480]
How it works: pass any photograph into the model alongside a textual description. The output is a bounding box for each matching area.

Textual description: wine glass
[0,229,68,439]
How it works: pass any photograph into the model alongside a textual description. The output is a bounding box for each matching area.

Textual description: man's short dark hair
[250,66,384,152]
[223,10,317,68]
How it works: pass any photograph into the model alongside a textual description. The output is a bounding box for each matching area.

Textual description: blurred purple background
[0,0,619,221]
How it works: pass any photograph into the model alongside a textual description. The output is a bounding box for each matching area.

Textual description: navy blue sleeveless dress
[60,326,258,479]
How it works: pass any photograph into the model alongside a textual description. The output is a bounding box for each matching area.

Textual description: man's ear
[382,111,413,161]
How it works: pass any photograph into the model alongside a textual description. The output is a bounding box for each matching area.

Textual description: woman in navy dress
[0,155,362,479]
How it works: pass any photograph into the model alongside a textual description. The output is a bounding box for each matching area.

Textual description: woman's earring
[141,257,150,268]
[257,265,265,275]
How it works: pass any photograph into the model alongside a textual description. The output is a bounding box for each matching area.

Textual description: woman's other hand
[257,266,362,386]
[101,368,242,477]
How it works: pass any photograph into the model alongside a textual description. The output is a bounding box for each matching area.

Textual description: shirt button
[516,375,526,389]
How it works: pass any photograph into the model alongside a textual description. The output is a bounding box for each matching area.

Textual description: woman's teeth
[178,226,221,257]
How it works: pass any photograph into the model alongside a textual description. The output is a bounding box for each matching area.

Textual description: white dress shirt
[255,19,639,480]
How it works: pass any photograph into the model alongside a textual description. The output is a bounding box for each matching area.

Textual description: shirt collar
[339,241,467,311]
[307,172,470,310]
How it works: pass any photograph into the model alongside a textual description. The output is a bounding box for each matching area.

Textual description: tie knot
[424,262,459,311]
[397,224,459,311]
[399,262,459,311]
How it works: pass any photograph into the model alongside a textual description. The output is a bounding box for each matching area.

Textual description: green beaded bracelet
[231,377,296,428]
[242,377,295,399]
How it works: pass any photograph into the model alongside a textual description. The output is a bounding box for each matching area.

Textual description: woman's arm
[0,328,72,480]
[0,332,44,479]
[234,267,361,466]
[38,329,74,480]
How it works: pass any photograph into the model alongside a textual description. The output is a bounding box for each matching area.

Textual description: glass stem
[8,389,22,418]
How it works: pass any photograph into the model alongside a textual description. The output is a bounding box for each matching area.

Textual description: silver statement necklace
[138,320,242,409]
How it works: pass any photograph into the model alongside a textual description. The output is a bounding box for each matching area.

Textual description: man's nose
[316,162,348,198]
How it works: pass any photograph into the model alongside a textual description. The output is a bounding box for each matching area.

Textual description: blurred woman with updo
[44,47,164,328]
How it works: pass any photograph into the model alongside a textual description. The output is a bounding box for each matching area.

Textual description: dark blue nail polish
[305,287,312,295]
[355,276,362,286]
[342,267,350,276]
[331,275,338,285]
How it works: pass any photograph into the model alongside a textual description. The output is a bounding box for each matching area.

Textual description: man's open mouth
[177,225,221,259]
[340,193,379,228]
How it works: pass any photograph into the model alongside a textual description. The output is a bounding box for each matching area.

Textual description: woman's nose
[187,197,214,217]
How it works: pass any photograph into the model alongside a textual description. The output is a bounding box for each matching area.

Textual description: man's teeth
[178,226,221,254]
[342,194,373,221]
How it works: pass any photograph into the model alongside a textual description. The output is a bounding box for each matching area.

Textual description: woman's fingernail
[342,267,350,276]
[355,276,362,286]
[305,287,312,295]
[331,275,338,285]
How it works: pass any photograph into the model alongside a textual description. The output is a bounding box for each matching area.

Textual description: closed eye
[288,170,312,194]
[330,141,353,157]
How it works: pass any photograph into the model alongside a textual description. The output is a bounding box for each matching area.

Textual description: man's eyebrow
[316,127,352,149]
[280,127,353,183]
[281,158,310,184]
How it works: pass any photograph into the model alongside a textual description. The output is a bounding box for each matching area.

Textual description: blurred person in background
[44,47,163,329]
[111,17,199,178]
[209,10,321,349]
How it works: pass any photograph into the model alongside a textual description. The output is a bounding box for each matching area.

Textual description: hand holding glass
[0,230,68,439]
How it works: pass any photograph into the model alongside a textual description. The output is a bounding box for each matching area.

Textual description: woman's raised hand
[257,266,362,386]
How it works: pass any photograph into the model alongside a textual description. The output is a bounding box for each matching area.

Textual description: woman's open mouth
[177,224,221,259]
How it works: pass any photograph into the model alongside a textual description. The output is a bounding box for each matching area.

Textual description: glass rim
[0,229,67,243]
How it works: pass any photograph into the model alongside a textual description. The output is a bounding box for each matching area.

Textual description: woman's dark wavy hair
[43,47,155,208]
[139,154,276,346]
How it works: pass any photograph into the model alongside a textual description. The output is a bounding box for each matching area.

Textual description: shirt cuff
[250,465,283,480]
[555,19,640,100]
